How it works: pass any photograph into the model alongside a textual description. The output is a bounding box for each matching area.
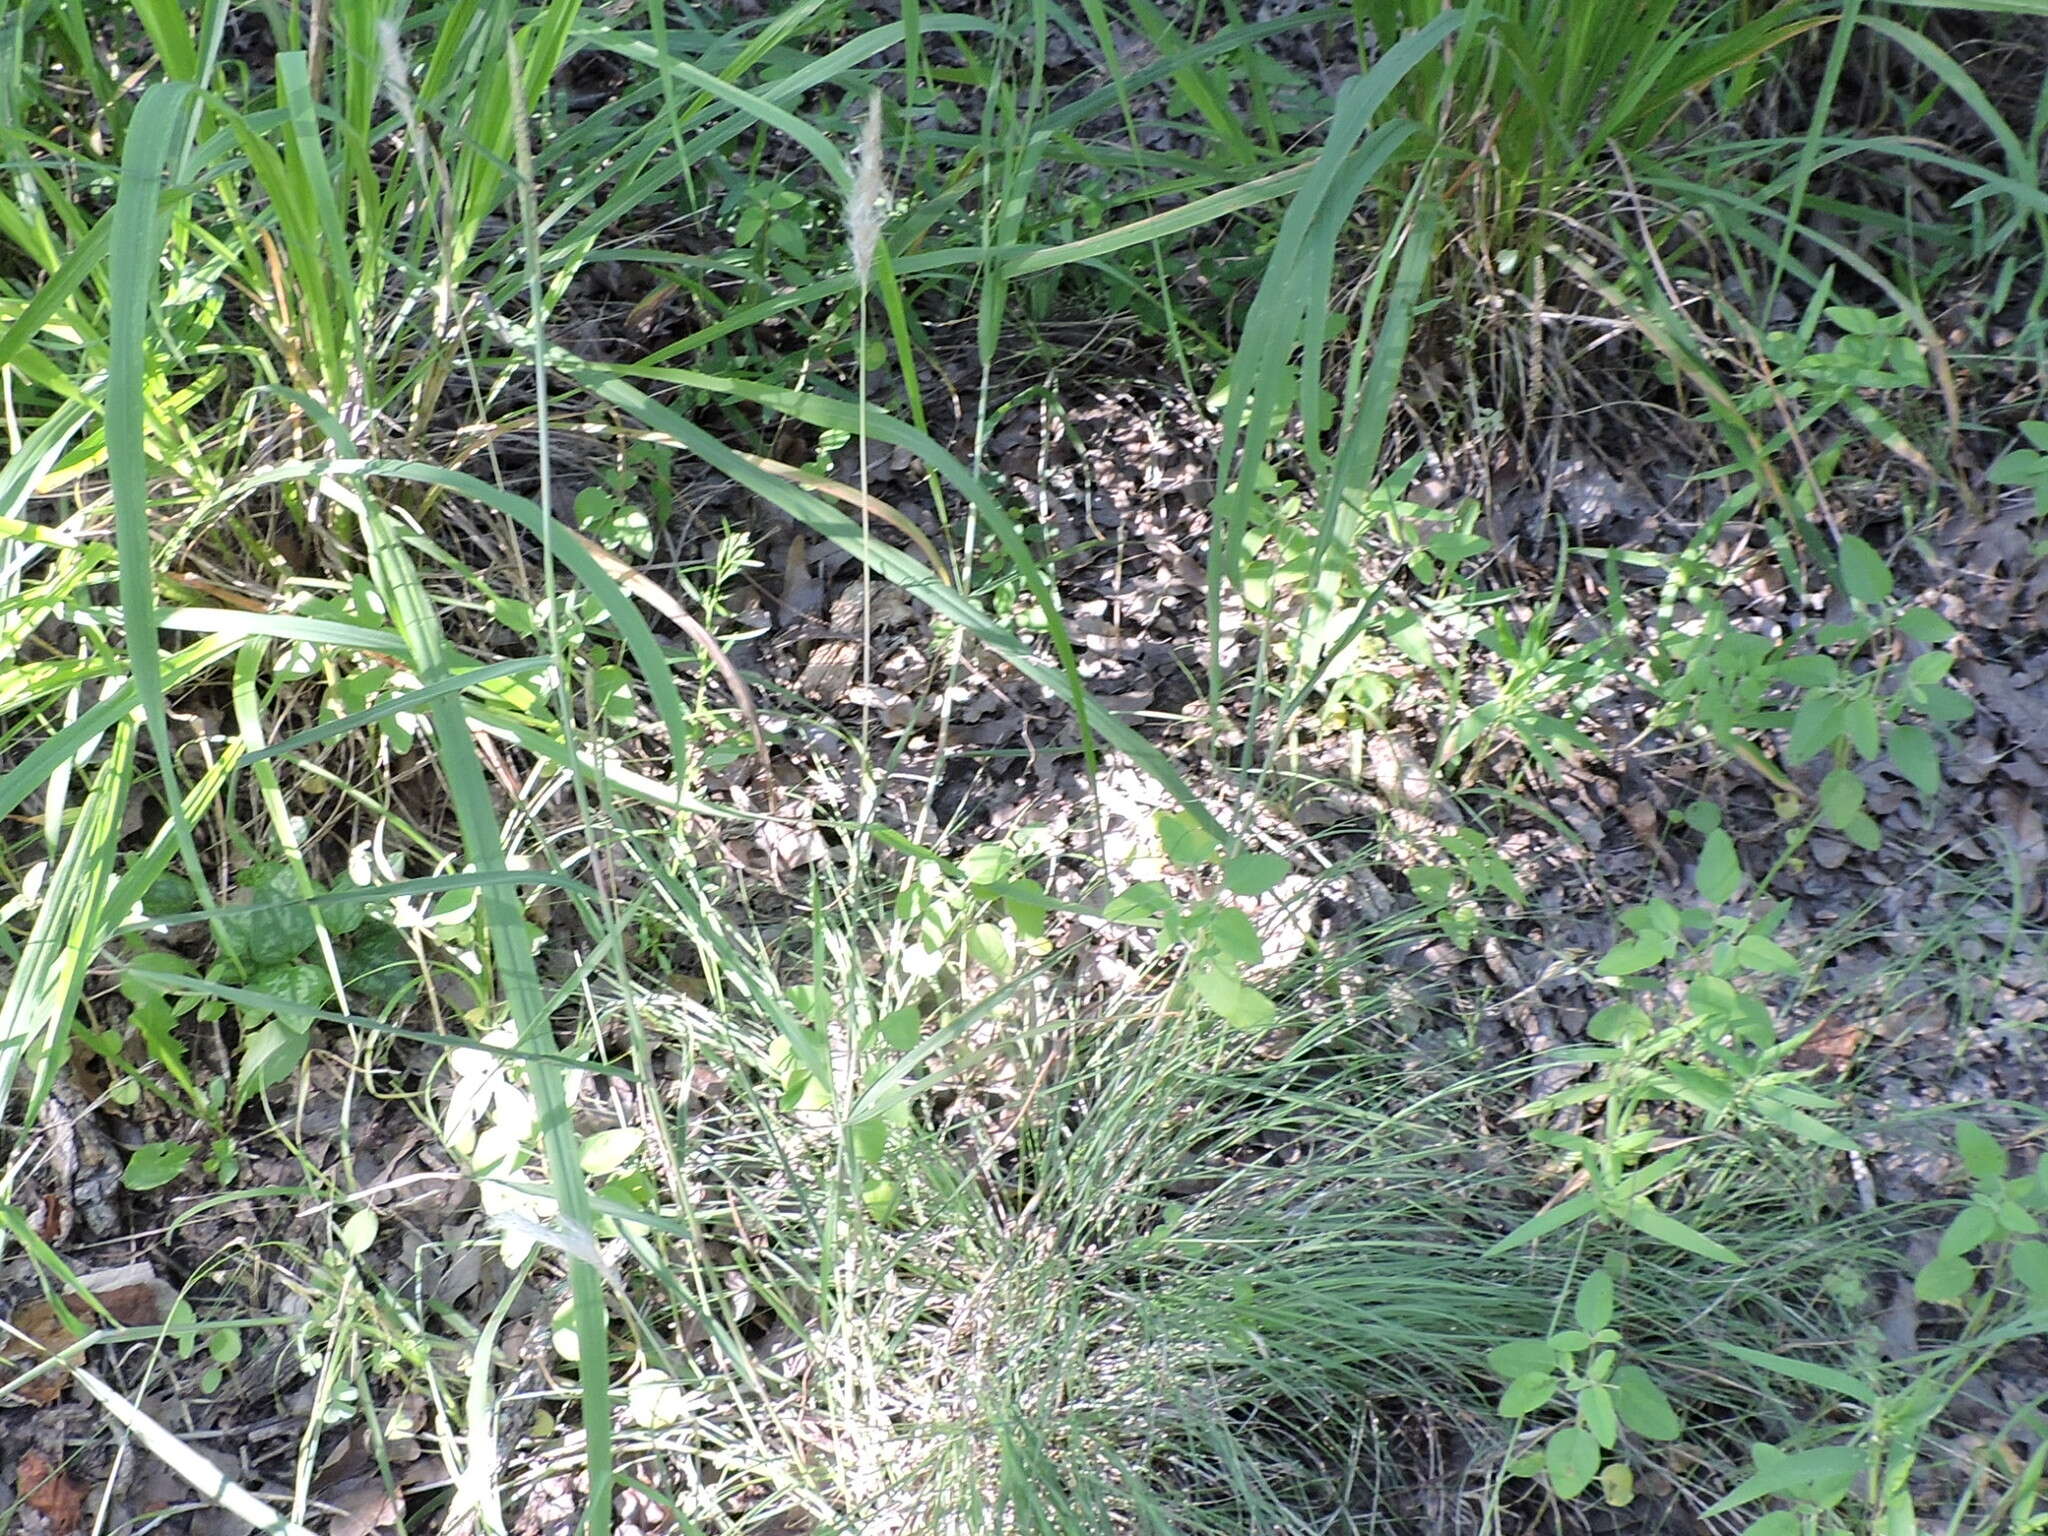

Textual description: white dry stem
[374,19,426,148]
[846,89,887,293]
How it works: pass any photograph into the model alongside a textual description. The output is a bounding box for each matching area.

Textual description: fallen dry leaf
[1791,1014,1867,1076]
[17,1449,87,1535]
[1,1262,173,1405]
[319,1476,401,1536]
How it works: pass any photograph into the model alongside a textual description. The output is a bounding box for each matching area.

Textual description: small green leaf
[1695,829,1742,904]
[1104,881,1174,926]
[123,1142,192,1192]
[340,1207,379,1255]
[1885,724,1941,796]
[1956,1119,2008,1182]
[1739,1514,1803,1536]
[1547,1426,1600,1499]
[1156,810,1218,868]
[1837,535,1894,604]
[1574,1269,1615,1335]
[1488,1339,1556,1379]
[1587,1003,1650,1042]
[1893,607,1956,644]
[1200,907,1263,967]
[2010,1240,2048,1305]
[245,961,332,1023]
[342,923,415,1006]
[965,921,1015,978]
[234,1018,311,1106]
[1819,768,1865,826]
[1597,934,1673,977]
[1600,1462,1635,1507]
[1774,654,1837,687]
[1912,1253,1974,1303]
[1581,1383,1619,1450]
[1189,965,1275,1032]
[1987,441,2048,482]
[1907,649,1956,687]
[1546,1329,1594,1354]
[1629,899,1682,937]
[1732,933,1798,974]
[579,1127,644,1177]
[1937,1203,1999,1260]
[1919,682,1974,723]
[1610,1365,1683,1440]
[215,864,321,968]
[1499,1371,1561,1418]
[876,1005,922,1051]
[1623,1202,1743,1264]
[1785,695,1844,765]
[1408,866,1456,906]
[1841,808,1883,850]
[1221,852,1290,896]
[139,873,197,918]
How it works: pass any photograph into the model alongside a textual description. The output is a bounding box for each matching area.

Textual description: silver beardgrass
[374,18,425,147]
[846,89,887,294]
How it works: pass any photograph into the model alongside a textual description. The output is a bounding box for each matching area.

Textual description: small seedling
[1491,1267,1683,1504]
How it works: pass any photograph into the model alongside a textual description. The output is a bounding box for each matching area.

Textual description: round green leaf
[579,1127,645,1177]
[234,1017,312,1106]
[1221,852,1290,896]
[1785,695,1844,766]
[1597,934,1672,977]
[1190,965,1275,1032]
[1201,907,1263,967]
[1156,810,1218,868]
[1610,1365,1682,1440]
[1912,1253,1974,1304]
[1547,1426,1600,1499]
[1574,1269,1615,1334]
[1956,1119,2008,1183]
[1694,829,1742,904]
[1837,534,1894,604]
[342,923,416,1006]
[1920,682,1974,723]
[1885,725,1941,797]
[217,864,320,967]
[1893,607,1956,644]
[2009,1240,2048,1305]
[340,1207,379,1255]
[1732,933,1798,975]
[966,921,1015,978]
[1499,1371,1561,1418]
[123,1142,192,1192]
[1936,1203,1999,1260]
[1599,1462,1635,1507]
[1489,1339,1556,1379]
[1587,1003,1650,1042]
[1819,768,1865,826]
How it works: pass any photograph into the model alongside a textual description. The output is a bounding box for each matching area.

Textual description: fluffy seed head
[846,89,887,293]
